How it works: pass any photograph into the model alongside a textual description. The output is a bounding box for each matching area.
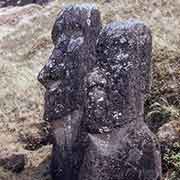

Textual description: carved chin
[43,91,65,122]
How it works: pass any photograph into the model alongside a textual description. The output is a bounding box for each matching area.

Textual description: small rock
[0,153,25,173]
[18,122,51,151]
[157,120,180,145]
[157,120,180,173]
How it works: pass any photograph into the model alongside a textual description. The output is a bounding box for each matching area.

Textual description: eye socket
[64,22,82,36]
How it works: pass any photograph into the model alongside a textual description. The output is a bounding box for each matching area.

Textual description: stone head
[38,4,101,88]
[37,4,101,121]
[97,20,152,95]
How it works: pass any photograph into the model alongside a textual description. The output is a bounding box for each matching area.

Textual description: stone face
[80,20,162,180]
[84,20,152,133]
[157,120,180,145]
[38,4,101,122]
[38,4,101,180]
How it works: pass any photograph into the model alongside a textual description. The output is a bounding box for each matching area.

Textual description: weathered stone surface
[38,4,101,122]
[38,4,101,180]
[79,20,162,180]
[84,20,152,133]
[0,0,51,8]
[50,111,85,180]
[38,5,162,180]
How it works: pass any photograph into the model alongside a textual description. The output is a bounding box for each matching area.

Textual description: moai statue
[79,20,162,180]
[38,4,101,180]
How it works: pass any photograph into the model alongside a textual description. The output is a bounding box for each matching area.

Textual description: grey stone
[38,4,101,180]
[79,20,162,180]
[38,5,162,180]
[157,120,180,173]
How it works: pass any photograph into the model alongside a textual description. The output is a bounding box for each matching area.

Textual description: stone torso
[79,121,161,180]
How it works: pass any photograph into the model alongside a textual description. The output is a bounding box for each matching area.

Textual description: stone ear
[136,24,152,95]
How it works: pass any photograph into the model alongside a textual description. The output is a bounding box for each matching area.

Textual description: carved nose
[37,66,50,88]
[38,50,57,88]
